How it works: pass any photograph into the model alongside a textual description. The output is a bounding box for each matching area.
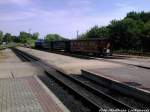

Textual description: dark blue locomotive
[35,39,50,50]
[35,39,44,49]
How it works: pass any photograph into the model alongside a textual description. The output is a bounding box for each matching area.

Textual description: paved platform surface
[88,66,150,92]
[0,49,69,112]
[0,49,44,78]
[18,47,150,93]
[18,47,122,75]
[104,57,150,68]
[0,48,21,63]
[0,76,66,112]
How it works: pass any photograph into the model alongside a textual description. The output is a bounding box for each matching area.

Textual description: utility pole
[76,30,79,39]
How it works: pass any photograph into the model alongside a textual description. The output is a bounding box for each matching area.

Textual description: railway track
[12,48,149,111]
[73,75,150,109]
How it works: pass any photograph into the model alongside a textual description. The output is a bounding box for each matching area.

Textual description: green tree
[44,34,66,42]
[78,26,109,40]
[140,12,150,23]
[97,26,109,38]
[32,32,39,40]
[86,26,109,39]
[79,11,150,51]
[0,31,3,44]
[19,32,32,43]
[12,36,20,43]
[19,31,38,46]
[126,12,141,21]
[3,33,13,43]
[141,21,150,51]
[86,26,100,38]
[126,11,150,23]
[108,18,143,50]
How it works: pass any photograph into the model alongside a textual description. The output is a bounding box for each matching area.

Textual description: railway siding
[18,47,123,75]
[82,70,150,103]
[17,47,150,105]
[14,48,136,110]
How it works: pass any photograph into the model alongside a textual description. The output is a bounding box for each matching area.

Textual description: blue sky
[0,0,150,39]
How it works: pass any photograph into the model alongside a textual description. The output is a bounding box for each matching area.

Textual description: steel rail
[13,48,134,110]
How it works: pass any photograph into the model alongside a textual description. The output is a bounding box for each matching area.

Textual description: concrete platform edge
[82,70,150,103]
[34,75,70,112]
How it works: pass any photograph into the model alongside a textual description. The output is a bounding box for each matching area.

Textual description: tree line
[0,31,66,47]
[78,11,150,52]
[1,11,150,52]
[44,34,67,42]
[0,31,39,46]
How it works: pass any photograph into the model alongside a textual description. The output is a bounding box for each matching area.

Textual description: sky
[0,0,150,39]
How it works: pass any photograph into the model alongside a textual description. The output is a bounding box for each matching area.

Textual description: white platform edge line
[34,75,70,112]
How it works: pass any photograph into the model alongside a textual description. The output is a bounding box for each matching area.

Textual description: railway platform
[87,66,150,92]
[17,47,150,103]
[0,76,69,112]
[102,56,150,69]
[0,49,70,112]
[82,67,150,103]
[18,47,122,75]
